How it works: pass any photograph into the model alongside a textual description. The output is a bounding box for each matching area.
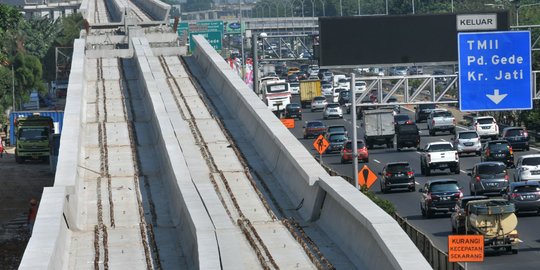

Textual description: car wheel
[426,209,433,219]
[454,166,460,174]
[341,158,345,164]
[420,164,425,175]
[409,186,415,192]
[429,130,435,136]
[476,151,481,156]
[421,205,426,217]
[526,146,530,151]
[381,185,387,194]
[451,225,456,233]
[425,167,431,176]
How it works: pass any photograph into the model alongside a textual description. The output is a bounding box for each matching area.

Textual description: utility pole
[12,65,16,111]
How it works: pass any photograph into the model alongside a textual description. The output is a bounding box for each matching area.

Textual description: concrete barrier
[191,35,431,270]
[130,0,170,23]
[132,37,220,269]
[19,38,88,269]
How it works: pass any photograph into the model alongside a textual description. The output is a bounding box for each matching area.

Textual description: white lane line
[415,181,420,185]
[531,146,540,151]
[440,139,446,142]
[460,170,467,174]
[373,159,381,163]
[416,151,422,154]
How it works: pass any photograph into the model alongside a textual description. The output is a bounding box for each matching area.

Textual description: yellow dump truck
[299,79,321,108]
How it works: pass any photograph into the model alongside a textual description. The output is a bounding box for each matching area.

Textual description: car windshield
[433,70,445,75]
[340,91,350,97]
[344,141,365,149]
[394,115,409,121]
[287,104,300,109]
[522,157,540,166]
[18,128,49,141]
[339,78,350,83]
[477,118,494,124]
[432,111,452,117]
[430,183,459,192]
[506,129,526,137]
[329,134,347,142]
[328,126,346,133]
[327,103,340,108]
[478,164,506,175]
[355,81,366,86]
[307,122,324,128]
[386,164,410,173]
[459,132,478,139]
[419,104,436,110]
[514,185,540,193]
[322,84,332,88]
[398,124,418,134]
[489,143,510,151]
[290,82,299,87]
[428,143,453,151]
[314,97,326,101]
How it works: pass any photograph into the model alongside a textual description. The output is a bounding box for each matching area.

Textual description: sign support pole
[351,73,359,190]
[319,152,322,165]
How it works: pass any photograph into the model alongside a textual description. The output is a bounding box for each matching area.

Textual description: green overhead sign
[176,20,223,52]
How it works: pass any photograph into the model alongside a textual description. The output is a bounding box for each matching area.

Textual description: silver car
[452,130,481,156]
[311,96,328,111]
[323,103,343,119]
[515,154,540,182]
[468,162,509,196]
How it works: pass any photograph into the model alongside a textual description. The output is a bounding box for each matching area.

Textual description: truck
[299,79,321,108]
[427,108,456,135]
[13,114,54,163]
[362,109,395,149]
[420,141,460,175]
[464,199,519,254]
[260,79,291,112]
[8,111,64,163]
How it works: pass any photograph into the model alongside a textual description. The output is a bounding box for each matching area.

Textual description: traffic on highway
[256,62,540,270]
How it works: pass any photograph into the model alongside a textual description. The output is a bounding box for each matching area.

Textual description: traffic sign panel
[458,31,532,111]
[358,165,377,189]
[313,135,329,155]
[448,235,484,262]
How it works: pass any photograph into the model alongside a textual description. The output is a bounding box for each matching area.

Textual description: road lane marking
[440,139,446,142]
[373,159,381,163]
[415,181,420,185]
[460,170,467,174]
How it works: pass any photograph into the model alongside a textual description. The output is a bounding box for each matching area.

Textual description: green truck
[14,115,54,163]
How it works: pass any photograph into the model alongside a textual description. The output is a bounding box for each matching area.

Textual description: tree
[20,17,61,59]
[13,52,45,104]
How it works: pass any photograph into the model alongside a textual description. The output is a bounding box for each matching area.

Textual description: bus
[260,79,291,112]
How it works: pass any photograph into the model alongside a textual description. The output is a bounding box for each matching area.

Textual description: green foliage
[21,17,62,59]
[56,13,83,46]
[0,4,22,30]
[13,52,45,101]
[360,185,396,215]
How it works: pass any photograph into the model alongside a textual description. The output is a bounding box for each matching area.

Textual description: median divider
[192,35,432,269]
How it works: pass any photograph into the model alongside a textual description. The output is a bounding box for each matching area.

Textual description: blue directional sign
[458,31,532,111]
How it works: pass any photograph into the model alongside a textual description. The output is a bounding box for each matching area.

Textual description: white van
[333,74,347,87]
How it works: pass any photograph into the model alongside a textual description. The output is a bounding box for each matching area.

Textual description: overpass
[18,0,431,269]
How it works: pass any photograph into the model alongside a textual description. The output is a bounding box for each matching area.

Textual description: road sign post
[458,31,532,111]
[358,165,377,189]
[313,135,329,165]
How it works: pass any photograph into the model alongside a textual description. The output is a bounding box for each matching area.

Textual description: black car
[394,114,412,128]
[325,125,348,138]
[415,103,436,122]
[420,179,462,218]
[468,162,509,196]
[481,140,515,167]
[325,132,348,153]
[450,195,488,233]
[338,90,351,106]
[379,162,415,193]
[501,127,530,151]
[396,123,420,150]
[284,103,302,120]
[501,181,540,214]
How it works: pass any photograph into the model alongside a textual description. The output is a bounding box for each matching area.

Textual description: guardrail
[319,161,464,270]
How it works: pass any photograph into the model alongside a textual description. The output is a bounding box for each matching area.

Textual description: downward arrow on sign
[486,89,507,105]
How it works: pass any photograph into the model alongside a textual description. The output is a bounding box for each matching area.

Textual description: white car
[322,83,333,96]
[289,82,300,94]
[470,116,499,140]
[354,81,367,93]
[452,130,481,156]
[311,96,328,111]
[337,78,351,90]
[515,154,540,182]
[332,88,346,103]
[323,103,343,119]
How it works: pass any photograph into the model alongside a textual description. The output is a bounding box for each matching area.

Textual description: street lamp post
[310,0,315,17]
[386,0,388,15]
[451,0,454,13]
[358,0,361,15]
[340,0,343,16]
[412,0,415,14]
[319,0,325,16]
